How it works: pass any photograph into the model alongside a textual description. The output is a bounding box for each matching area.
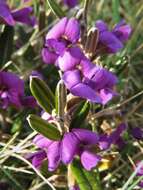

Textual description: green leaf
[0,26,14,67]
[70,101,90,128]
[83,170,102,190]
[27,114,61,140]
[30,76,55,113]
[112,0,120,22]
[71,160,92,190]
[46,0,65,18]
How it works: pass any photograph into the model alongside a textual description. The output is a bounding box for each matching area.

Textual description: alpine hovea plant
[1,0,140,190]
[26,1,132,189]
[0,71,36,109]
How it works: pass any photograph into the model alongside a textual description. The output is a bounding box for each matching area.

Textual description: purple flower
[99,123,127,150]
[42,17,80,64]
[0,71,36,109]
[64,0,78,8]
[0,0,36,26]
[134,161,143,188]
[69,185,80,190]
[131,127,143,140]
[62,59,118,104]
[95,20,131,54]
[32,129,100,171]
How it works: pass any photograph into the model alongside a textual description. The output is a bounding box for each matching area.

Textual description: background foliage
[0,0,143,190]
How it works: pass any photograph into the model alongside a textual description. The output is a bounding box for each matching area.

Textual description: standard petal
[47,141,61,171]
[62,70,82,89]
[113,20,132,42]
[99,31,123,53]
[70,83,102,103]
[81,150,101,170]
[73,129,99,145]
[46,17,68,39]
[33,135,53,149]
[0,1,15,26]
[95,20,108,32]
[12,7,36,26]
[65,18,80,42]
[61,132,79,164]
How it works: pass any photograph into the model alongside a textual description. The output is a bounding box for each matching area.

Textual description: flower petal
[46,17,68,39]
[81,150,101,170]
[131,127,143,140]
[99,31,123,53]
[12,7,36,26]
[47,141,61,171]
[33,135,53,149]
[62,70,82,89]
[99,89,117,105]
[73,129,99,145]
[95,20,108,32]
[21,96,37,108]
[41,47,58,64]
[65,18,80,42]
[113,20,132,42]
[64,0,78,8]
[58,47,83,71]
[0,1,15,26]
[108,123,127,145]
[98,134,110,150]
[62,132,79,164]
[71,83,102,103]
[0,71,24,95]
[31,151,47,168]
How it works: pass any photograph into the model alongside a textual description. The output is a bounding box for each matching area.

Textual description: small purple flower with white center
[32,128,100,171]
[0,71,36,109]
[95,20,131,54]
[42,17,80,65]
[0,0,36,26]
[63,0,78,8]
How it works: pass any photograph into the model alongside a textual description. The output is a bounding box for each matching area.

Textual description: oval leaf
[70,101,90,128]
[83,170,102,190]
[46,0,65,18]
[71,160,92,190]
[27,114,61,140]
[30,76,55,113]
[0,26,14,68]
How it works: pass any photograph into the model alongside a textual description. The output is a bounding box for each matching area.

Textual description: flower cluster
[0,71,36,109]
[30,111,126,172]
[0,0,36,26]
[42,17,131,104]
